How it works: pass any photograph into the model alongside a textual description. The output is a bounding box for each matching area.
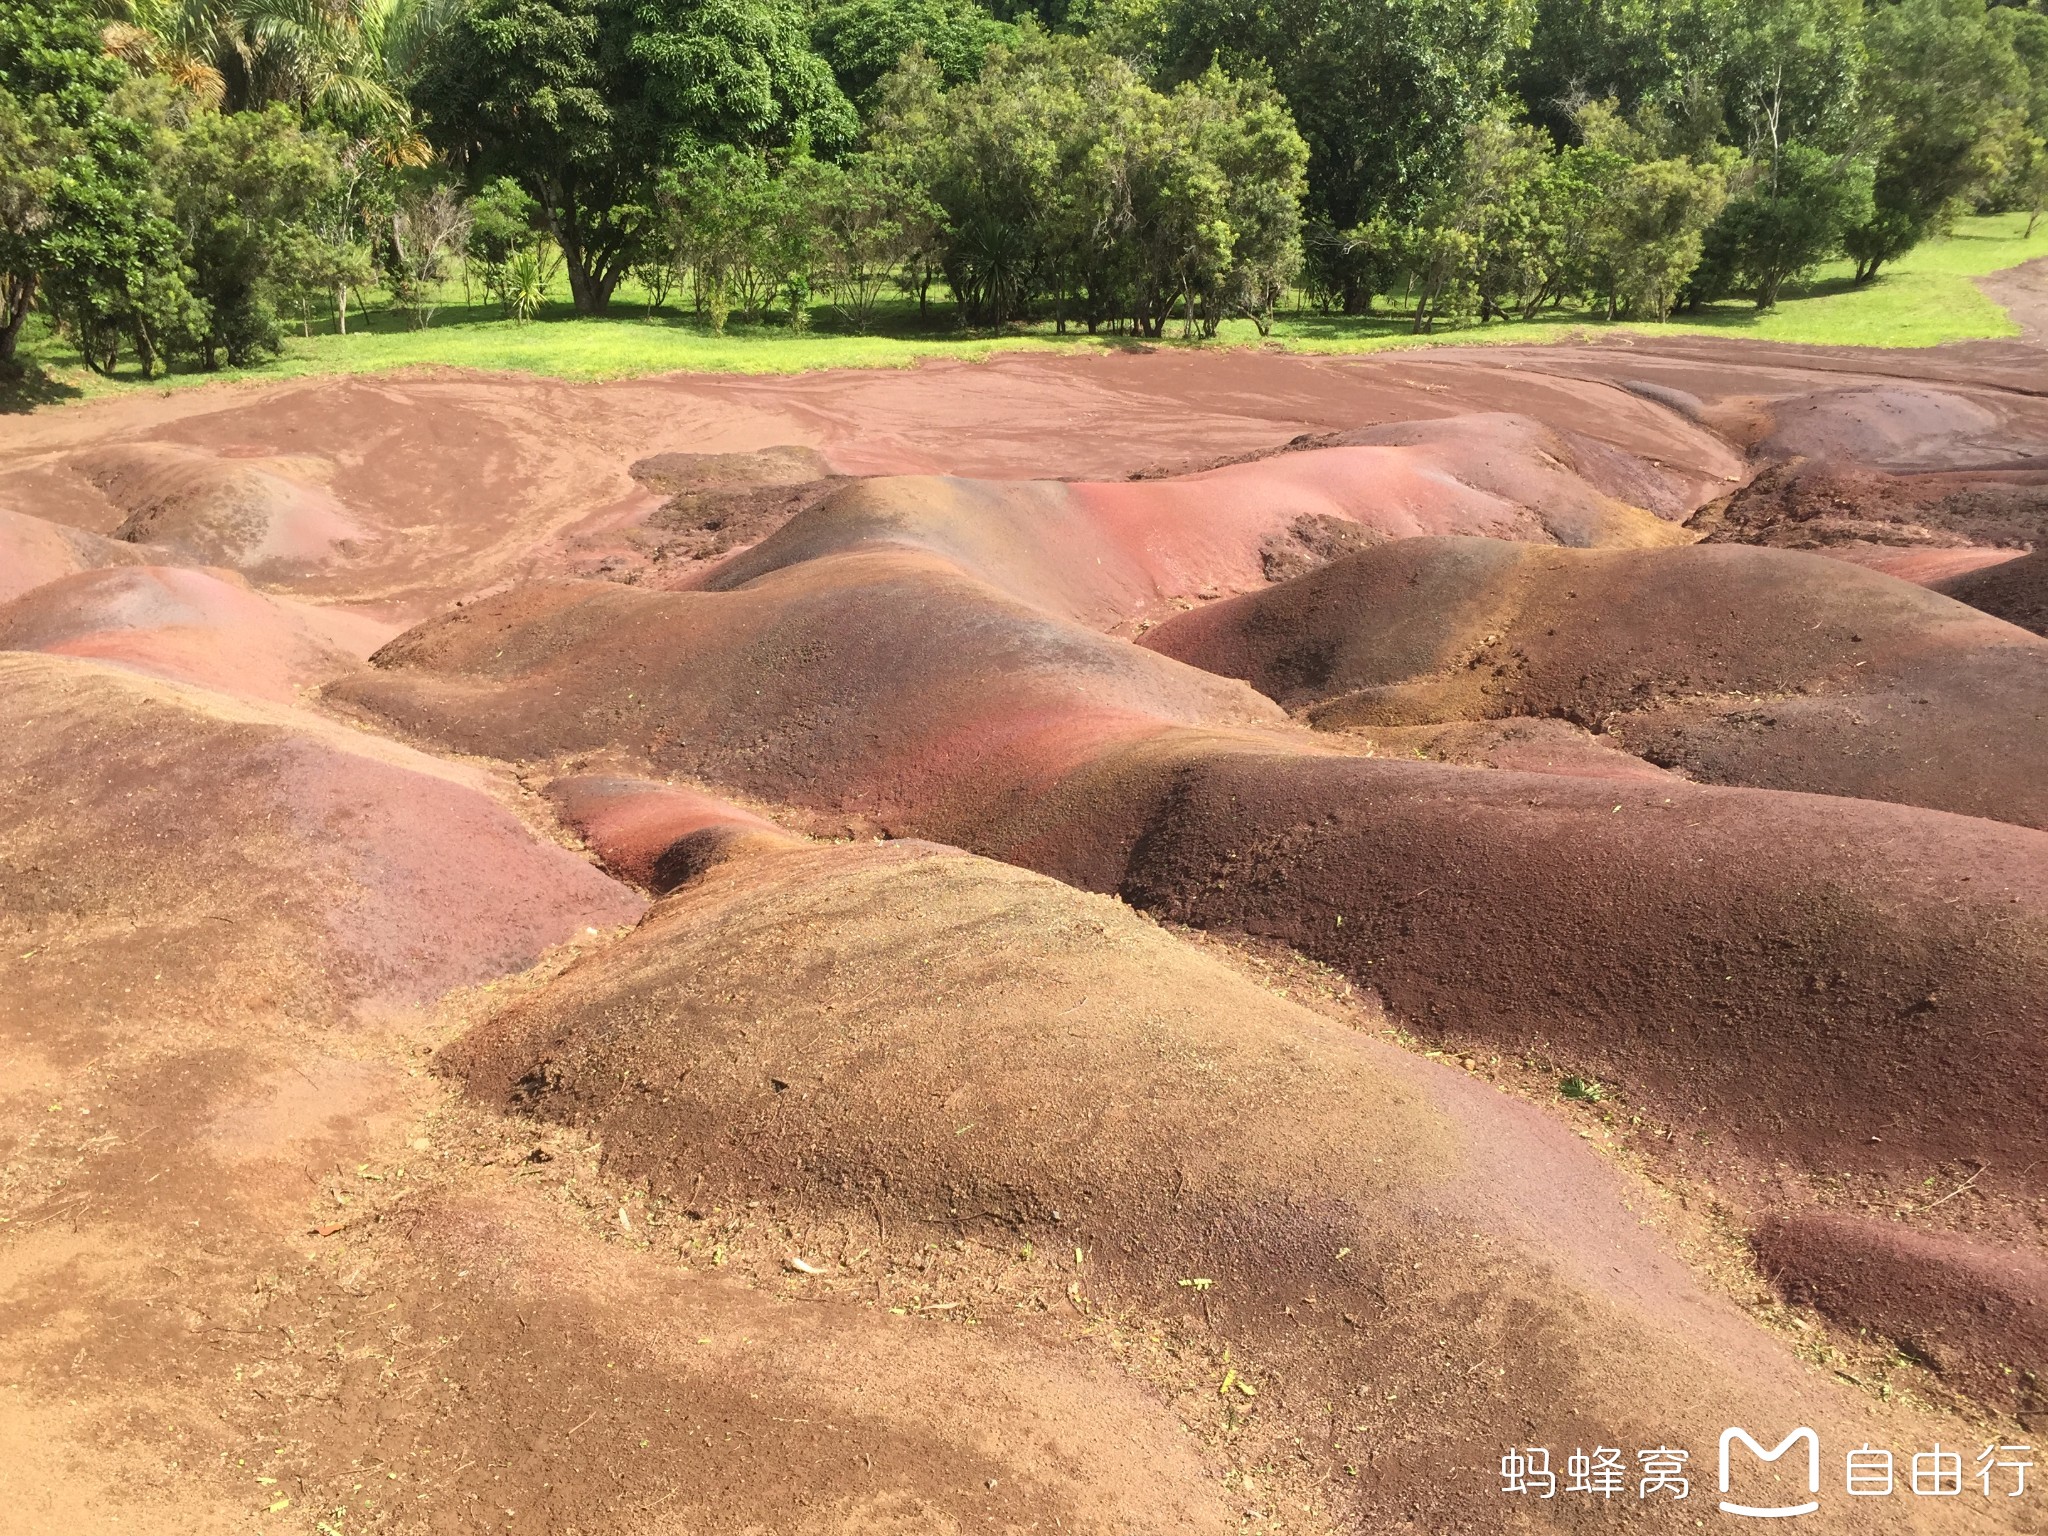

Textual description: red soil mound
[0,652,642,1025]
[0,565,393,703]
[0,504,157,603]
[350,1189,1238,1534]
[1935,547,2048,637]
[12,343,2048,1522]
[0,698,1233,1535]
[545,773,795,890]
[1753,1213,2048,1419]
[335,554,2048,1208]
[69,442,371,575]
[1139,536,2048,830]
[980,737,2048,1199]
[0,348,1749,620]
[532,446,854,588]
[446,834,1907,1530]
[336,558,1285,821]
[1759,385,2009,467]
[696,425,1694,631]
[699,344,1749,483]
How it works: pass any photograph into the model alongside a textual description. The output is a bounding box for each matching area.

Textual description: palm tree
[99,0,456,161]
[100,0,235,108]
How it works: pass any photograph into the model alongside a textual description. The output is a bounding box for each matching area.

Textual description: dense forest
[2,0,2045,375]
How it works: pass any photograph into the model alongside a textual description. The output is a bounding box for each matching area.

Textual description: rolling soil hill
[2,330,2045,1531]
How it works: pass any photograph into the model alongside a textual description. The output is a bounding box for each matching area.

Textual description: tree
[1451,108,1552,323]
[150,94,345,365]
[1178,66,1308,335]
[660,148,754,332]
[1986,3,2048,237]
[412,0,645,314]
[1143,0,1534,309]
[1845,0,2029,281]
[0,91,64,362]
[756,153,830,330]
[414,0,856,314]
[1299,218,1399,315]
[1511,0,1866,156]
[1694,140,1871,307]
[873,25,1305,335]
[813,153,934,331]
[658,143,828,328]
[465,174,543,313]
[103,0,455,156]
[812,0,1010,113]
[873,29,1078,328]
[1571,100,1727,319]
[384,181,470,327]
[276,221,374,334]
[0,0,199,372]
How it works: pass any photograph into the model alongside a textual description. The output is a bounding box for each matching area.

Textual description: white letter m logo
[1719,1427,1820,1518]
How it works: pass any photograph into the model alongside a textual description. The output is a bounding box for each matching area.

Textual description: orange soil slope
[1936,546,2048,636]
[0,350,1747,618]
[0,662,1243,1535]
[0,503,158,603]
[0,652,644,1025]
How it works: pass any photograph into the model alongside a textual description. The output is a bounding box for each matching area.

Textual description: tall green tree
[1570,100,1727,319]
[0,0,198,372]
[1510,0,1865,154]
[0,89,65,361]
[414,0,855,314]
[873,25,1304,335]
[1845,0,2029,280]
[103,0,454,153]
[1693,139,1871,306]
[149,94,346,364]
[1179,65,1308,334]
[1990,4,2048,235]
[1138,0,1533,308]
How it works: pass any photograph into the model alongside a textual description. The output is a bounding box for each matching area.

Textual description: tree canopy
[6,0,2046,372]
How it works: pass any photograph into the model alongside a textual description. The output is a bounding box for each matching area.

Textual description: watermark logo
[1500,1432,2032,1515]
[1719,1427,1819,1519]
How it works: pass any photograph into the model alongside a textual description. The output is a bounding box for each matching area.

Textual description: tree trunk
[554,199,614,317]
[0,286,31,364]
[564,260,619,315]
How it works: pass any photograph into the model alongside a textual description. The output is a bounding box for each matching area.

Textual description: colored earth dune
[1,321,2044,1532]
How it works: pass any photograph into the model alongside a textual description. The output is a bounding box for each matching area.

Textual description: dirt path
[1980,251,2048,348]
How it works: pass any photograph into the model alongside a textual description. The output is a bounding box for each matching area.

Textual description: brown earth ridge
[2,321,2046,1533]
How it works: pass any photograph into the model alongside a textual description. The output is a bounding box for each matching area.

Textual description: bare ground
[3,331,2046,1532]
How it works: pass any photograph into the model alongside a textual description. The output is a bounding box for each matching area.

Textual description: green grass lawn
[8,212,2044,411]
